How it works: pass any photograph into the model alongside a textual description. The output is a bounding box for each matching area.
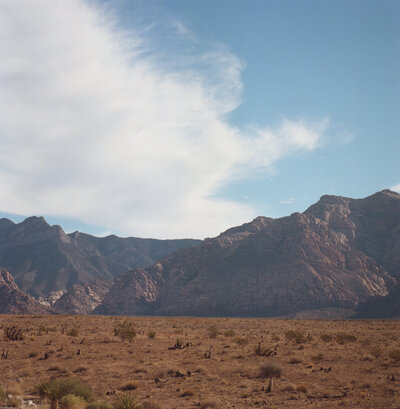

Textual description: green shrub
[148,331,156,339]
[260,362,283,378]
[37,377,94,409]
[114,320,136,342]
[113,394,141,409]
[60,394,86,409]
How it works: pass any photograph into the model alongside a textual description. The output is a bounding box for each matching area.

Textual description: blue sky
[0,0,398,238]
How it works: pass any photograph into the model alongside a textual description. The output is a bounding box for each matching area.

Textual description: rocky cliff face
[96,190,400,317]
[0,216,200,297]
[0,268,49,314]
[52,280,112,315]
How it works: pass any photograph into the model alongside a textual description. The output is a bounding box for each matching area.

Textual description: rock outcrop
[0,268,49,314]
[96,190,400,317]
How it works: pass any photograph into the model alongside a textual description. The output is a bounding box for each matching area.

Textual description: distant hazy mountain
[0,216,200,297]
[96,190,400,318]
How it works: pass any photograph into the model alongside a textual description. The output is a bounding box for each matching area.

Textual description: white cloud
[390,184,400,193]
[0,0,328,238]
[280,198,295,204]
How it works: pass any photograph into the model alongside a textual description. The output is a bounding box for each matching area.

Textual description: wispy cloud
[280,198,295,204]
[390,183,400,193]
[0,0,329,238]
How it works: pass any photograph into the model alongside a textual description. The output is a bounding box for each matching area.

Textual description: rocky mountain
[52,280,112,315]
[0,268,49,314]
[96,190,400,317]
[0,216,200,297]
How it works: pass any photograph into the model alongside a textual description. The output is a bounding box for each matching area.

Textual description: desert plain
[0,315,399,409]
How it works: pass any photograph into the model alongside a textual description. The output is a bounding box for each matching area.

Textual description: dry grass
[0,315,399,408]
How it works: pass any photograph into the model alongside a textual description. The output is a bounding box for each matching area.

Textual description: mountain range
[1,190,399,318]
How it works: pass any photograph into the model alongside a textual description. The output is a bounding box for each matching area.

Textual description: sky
[0,0,398,238]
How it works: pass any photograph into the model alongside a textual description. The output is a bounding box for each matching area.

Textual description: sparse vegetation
[113,394,141,409]
[260,362,283,378]
[67,328,79,337]
[207,325,219,338]
[0,315,399,408]
[285,329,305,344]
[113,320,136,342]
[148,331,156,339]
[335,332,357,344]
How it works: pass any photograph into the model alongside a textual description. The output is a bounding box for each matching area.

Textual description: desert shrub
[223,329,235,337]
[389,349,400,362]
[37,377,94,409]
[289,357,302,364]
[113,394,141,409]
[282,383,296,392]
[0,386,5,405]
[311,353,324,362]
[120,382,138,391]
[234,337,248,346]
[141,401,162,409]
[254,342,269,356]
[67,328,79,337]
[4,325,25,341]
[296,384,308,393]
[285,329,305,344]
[86,402,113,409]
[60,394,86,409]
[114,320,136,342]
[335,333,357,345]
[175,338,184,348]
[320,333,333,342]
[200,401,220,409]
[29,351,39,358]
[260,362,283,379]
[148,331,156,339]
[4,396,22,408]
[207,325,219,339]
[271,334,280,342]
[180,390,194,397]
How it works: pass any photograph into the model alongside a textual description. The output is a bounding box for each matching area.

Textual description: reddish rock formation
[96,190,400,317]
[0,268,49,314]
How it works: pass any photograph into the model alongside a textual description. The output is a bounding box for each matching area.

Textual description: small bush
[289,357,302,364]
[260,362,283,378]
[0,387,6,405]
[148,331,156,339]
[311,353,324,362]
[141,401,161,409]
[4,396,22,408]
[207,325,219,339]
[320,333,333,342]
[285,329,305,344]
[234,337,248,346]
[296,384,308,393]
[60,394,86,409]
[223,329,235,337]
[113,394,141,409]
[335,333,357,345]
[114,320,136,342]
[37,377,94,404]
[120,382,138,391]
[67,328,79,337]
[180,390,194,397]
[141,401,162,409]
[389,349,400,362]
[282,383,296,392]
